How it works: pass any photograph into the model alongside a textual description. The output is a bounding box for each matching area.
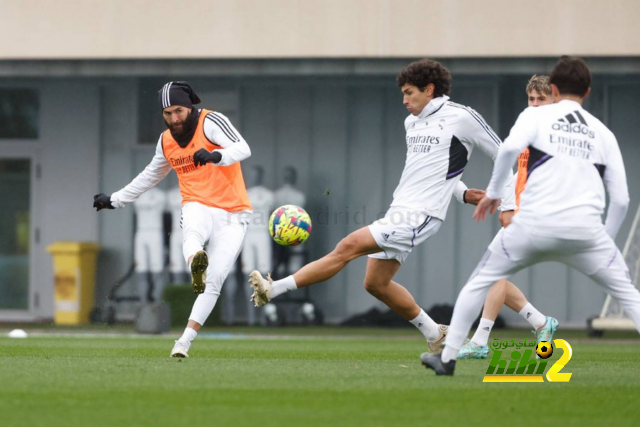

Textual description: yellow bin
[47,242,100,325]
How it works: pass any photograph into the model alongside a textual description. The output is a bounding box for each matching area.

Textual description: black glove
[193,149,222,167]
[93,193,114,211]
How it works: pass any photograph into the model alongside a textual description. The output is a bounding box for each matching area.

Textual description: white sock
[178,327,197,346]
[519,303,547,329]
[441,345,459,363]
[470,318,495,347]
[271,275,298,299]
[409,309,440,341]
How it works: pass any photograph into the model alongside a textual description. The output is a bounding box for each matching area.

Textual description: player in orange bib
[457,75,557,359]
[93,81,252,358]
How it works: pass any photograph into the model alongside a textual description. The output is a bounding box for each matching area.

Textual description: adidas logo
[482,327,490,331]
[382,233,390,241]
[552,110,594,138]
[526,312,532,319]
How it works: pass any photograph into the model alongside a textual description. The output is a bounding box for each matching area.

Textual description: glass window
[0,159,30,309]
[0,89,39,139]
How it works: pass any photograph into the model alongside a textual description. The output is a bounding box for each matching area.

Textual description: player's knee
[363,277,384,297]
[333,236,361,260]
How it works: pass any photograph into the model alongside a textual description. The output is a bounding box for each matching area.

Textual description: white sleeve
[602,133,630,239]
[110,136,172,208]
[459,109,517,210]
[486,109,537,202]
[453,180,468,203]
[203,112,251,166]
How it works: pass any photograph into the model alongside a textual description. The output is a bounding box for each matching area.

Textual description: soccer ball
[536,341,554,359]
[269,205,312,246]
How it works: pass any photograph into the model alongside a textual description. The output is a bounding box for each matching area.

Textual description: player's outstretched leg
[249,227,380,306]
[248,271,272,307]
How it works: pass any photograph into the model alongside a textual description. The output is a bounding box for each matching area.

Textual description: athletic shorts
[368,209,442,264]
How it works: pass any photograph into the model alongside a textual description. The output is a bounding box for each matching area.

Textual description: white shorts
[134,229,164,273]
[368,210,443,264]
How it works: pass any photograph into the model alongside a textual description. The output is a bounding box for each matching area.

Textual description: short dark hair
[549,56,591,97]
[397,59,452,98]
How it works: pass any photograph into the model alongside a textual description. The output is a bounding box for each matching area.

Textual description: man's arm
[110,136,172,208]
[197,111,251,166]
[602,133,630,239]
[476,109,537,221]
[460,107,517,211]
[454,180,486,205]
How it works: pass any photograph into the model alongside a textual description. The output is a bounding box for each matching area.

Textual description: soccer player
[457,75,557,359]
[93,81,252,358]
[423,56,640,376]
[249,59,517,353]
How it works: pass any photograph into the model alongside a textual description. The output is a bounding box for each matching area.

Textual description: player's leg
[249,226,381,306]
[364,257,446,351]
[459,279,550,358]
[423,222,537,374]
[181,202,214,294]
[459,279,507,359]
[190,211,247,328]
[172,209,248,357]
[566,231,640,332]
[503,280,556,345]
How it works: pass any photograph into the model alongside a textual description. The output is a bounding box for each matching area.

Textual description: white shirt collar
[417,95,450,119]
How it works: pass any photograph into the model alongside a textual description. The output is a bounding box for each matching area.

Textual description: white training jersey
[391,95,516,220]
[247,185,275,233]
[133,187,166,231]
[486,99,629,238]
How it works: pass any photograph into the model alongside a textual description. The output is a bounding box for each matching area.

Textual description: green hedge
[163,284,223,328]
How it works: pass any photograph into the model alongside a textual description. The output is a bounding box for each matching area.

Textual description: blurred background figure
[224,165,274,325]
[133,187,167,303]
[273,166,307,278]
[167,186,190,284]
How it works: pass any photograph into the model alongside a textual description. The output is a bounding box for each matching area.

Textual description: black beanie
[158,81,202,109]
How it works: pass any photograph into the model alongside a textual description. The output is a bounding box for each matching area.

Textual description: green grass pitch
[0,327,638,427]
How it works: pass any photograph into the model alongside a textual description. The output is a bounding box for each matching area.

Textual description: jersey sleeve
[453,180,468,203]
[203,112,251,166]
[459,108,517,210]
[486,108,537,205]
[602,132,630,239]
[111,135,172,208]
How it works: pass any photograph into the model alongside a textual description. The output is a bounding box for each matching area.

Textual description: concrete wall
[95,71,640,326]
[2,58,640,327]
[3,0,640,59]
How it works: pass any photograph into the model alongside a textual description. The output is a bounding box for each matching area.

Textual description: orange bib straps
[162,109,252,212]
[515,148,530,211]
